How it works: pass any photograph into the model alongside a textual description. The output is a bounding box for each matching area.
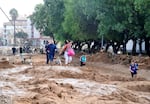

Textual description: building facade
[0,28,4,45]
[2,15,48,47]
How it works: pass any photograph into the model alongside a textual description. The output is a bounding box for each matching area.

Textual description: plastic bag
[67,48,75,56]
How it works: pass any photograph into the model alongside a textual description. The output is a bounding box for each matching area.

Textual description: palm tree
[9,8,18,45]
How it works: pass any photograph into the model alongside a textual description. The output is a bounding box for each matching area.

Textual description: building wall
[2,15,42,46]
[126,39,145,53]
[26,19,41,39]
[0,28,4,45]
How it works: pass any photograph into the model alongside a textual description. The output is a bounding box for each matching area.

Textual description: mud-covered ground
[0,52,150,104]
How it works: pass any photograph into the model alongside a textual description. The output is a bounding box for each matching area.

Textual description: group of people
[45,39,87,66]
[12,46,23,57]
[45,40,75,65]
[45,39,138,78]
[13,39,139,79]
[12,46,32,56]
[45,39,75,65]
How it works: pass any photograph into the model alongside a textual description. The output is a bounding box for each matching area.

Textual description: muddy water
[49,78,117,96]
[0,65,116,97]
[51,66,82,73]
[0,66,32,96]
[0,65,150,104]
[0,66,32,74]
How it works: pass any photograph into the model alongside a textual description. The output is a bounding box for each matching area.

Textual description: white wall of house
[26,19,41,39]
[2,16,42,46]
[126,39,145,53]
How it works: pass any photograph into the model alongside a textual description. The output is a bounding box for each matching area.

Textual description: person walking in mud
[59,40,75,65]
[80,52,86,66]
[19,46,24,63]
[12,46,16,55]
[47,40,57,65]
[129,60,138,78]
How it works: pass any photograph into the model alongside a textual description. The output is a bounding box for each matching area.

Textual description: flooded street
[0,54,150,104]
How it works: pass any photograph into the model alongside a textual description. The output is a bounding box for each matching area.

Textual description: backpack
[81,55,86,62]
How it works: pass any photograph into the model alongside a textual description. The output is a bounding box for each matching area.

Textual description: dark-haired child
[80,54,86,66]
[129,61,138,78]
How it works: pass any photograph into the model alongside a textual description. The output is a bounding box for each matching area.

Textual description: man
[46,40,57,64]
[19,46,23,63]
[12,46,16,55]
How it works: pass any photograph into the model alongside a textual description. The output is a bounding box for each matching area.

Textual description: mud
[0,53,150,104]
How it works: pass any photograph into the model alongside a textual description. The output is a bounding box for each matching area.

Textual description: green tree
[95,0,129,53]
[30,4,50,36]
[15,31,28,39]
[134,0,150,55]
[30,0,65,42]
[29,0,150,55]
[9,8,18,45]
[44,0,65,35]
[63,0,98,41]
[15,31,28,45]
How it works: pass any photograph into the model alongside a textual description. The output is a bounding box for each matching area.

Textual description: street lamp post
[14,20,16,46]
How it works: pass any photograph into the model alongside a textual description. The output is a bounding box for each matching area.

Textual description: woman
[60,40,74,65]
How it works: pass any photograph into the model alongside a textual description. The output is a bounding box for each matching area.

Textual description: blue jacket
[47,44,57,55]
[130,63,138,72]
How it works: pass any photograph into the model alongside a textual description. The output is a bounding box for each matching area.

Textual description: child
[80,53,86,66]
[129,61,138,78]
[55,56,62,65]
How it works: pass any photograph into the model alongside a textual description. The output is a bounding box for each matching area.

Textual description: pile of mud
[0,54,150,104]
[87,52,130,64]
[87,52,150,69]
[0,58,14,69]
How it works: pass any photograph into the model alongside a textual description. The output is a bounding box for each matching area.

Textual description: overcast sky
[0,0,43,28]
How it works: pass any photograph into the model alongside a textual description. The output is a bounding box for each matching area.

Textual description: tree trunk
[145,37,150,56]
[123,40,127,54]
[116,43,121,53]
[78,42,82,51]
[87,41,91,54]
[91,40,100,53]
[105,42,111,52]
[132,39,136,55]
[112,42,117,54]
[50,33,55,44]
[74,41,79,50]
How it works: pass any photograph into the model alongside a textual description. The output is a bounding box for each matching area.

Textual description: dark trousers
[13,51,16,55]
[131,71,137,78]
[46,53,54,64]
[46,53,49,64]
[49,54,54,62]
[80,61,85,66]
